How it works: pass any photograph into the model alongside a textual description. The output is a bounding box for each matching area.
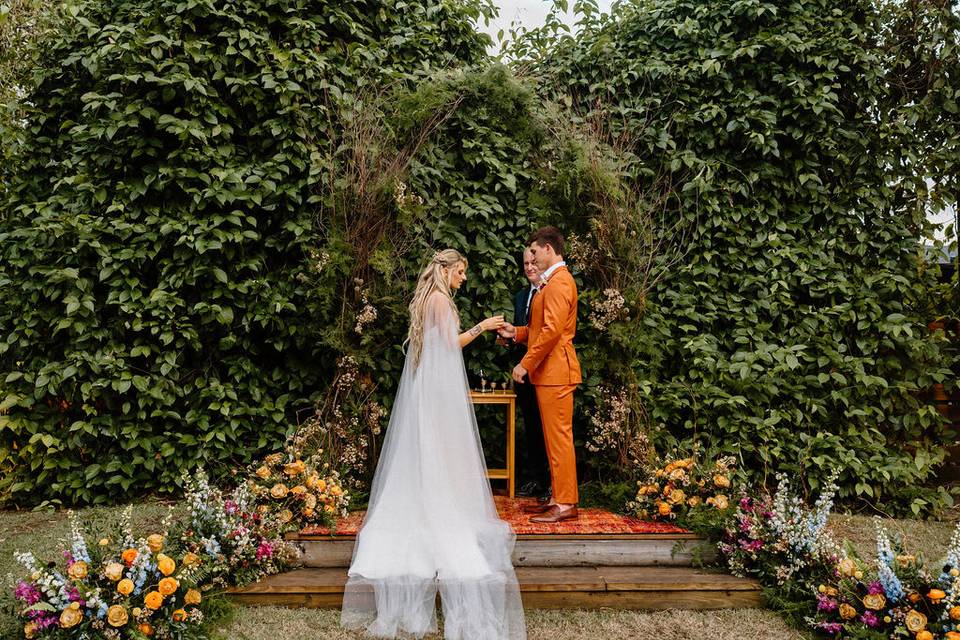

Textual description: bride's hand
[480,315,504,332]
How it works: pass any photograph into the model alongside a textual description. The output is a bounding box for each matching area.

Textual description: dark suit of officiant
[512,285,550,494]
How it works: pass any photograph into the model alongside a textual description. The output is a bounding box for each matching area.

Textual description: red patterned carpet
[300,496,689,537]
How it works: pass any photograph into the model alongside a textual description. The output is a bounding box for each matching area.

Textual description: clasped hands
[495,321,529,383]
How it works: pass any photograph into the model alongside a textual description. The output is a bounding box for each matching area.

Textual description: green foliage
[532,0,960,512]
[0,0,490,505]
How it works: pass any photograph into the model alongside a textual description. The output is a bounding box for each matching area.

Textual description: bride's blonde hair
[406,248,466,367]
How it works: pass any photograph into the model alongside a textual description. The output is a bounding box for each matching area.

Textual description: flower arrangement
[246,452,350,535]
[807,519,960,638]
[631,455,736,524]
[12,508,217,639]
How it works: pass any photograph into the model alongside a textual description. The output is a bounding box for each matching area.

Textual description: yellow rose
[657,502,672,517]
[258,504,270,513]
[667,489,686,505]
[182,552,201,568]
[304,494,317,510]
[122,548,138,566]
[278,509,293,524]
[713,474,731,489]
[669,467,686,481]
[330,485,343,497]
[157,554,176,576]
[270,483,289,499]
[905,609,928,633]
[59,602,83,628]
[139,622,155,637]
[144,590,164,610]
[24,622,38,639]
[315,479,327,493]
[837,558,856,577]
[711,494,730,510]
[185,589,202,605]
[67,560,88,580]
[284,460,306,476]
[158,577,179,596]
[838,603,857,620]
[895,554,916,569]
[305,473,319,489]
[172,608,187,622]
[132,607,142,617]
[291,485,308,496]
[117,578,134,595]
[107,605,128,627]
[686,496,702,507]
[255,466,272,479]
[104,562,124,581]
[863,593,886,610]
[146,534,164,554]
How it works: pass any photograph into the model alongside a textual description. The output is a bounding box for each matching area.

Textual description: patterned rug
[299,496,689,537]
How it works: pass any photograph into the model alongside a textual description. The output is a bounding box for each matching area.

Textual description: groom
[499,226,581,523]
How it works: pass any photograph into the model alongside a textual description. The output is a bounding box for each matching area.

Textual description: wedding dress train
[341,293,526,639]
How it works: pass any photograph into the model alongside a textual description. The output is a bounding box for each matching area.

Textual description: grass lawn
[1,502,954,639]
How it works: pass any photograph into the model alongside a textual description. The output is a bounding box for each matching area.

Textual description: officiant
[508,248,550,501]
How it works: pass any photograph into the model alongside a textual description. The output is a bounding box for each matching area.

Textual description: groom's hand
[512,363,528,384]
[498,322,516,339]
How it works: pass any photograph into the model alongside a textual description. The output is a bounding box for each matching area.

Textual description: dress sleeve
[423,292,459,351]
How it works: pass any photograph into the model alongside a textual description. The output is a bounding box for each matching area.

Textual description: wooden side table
[470,390,516,498]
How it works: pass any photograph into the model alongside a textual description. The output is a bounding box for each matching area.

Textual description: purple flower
[859,611,880,628]
[14,580,41,605]
[34,613,59,630]
[255,541,274,561]
[817,595,838,613]
[740,497,753,511]
[67,587,85,606]
[62,550,74,564]
[867,581,884,596]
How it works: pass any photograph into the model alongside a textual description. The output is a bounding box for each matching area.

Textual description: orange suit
[514,264,581,504]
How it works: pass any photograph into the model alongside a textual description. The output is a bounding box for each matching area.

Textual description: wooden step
[228,566,763,610]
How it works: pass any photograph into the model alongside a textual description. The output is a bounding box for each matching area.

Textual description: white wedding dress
[340,292,526,640]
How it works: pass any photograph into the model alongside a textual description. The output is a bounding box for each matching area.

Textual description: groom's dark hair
[527,226,565,257]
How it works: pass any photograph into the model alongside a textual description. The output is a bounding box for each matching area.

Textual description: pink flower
[255,541,274,561]
[224,500,238,515]
[859,610,880,628]
[14,580,41,605]
[867,581,884,596]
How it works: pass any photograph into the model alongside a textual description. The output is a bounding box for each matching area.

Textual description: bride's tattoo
[469,324,482,337]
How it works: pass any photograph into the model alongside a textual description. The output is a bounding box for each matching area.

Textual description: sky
[479,0,956,244]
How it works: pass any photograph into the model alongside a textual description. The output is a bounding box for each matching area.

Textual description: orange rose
[144,590,164,610]
[324,504,336,514]
[330,485,343,497]
[305,473,319,489]
[122,548,138,566]
[928,589,946,604]
[838,603,857,620]
[255,466,271,479]
[117,579,134,595]
[270,483,289,499]
[157,554,176,576]
[946,632,960,640]
[182,552,201,568]
[67,560,88,580]
[290,485,308,496]
[59,602,83,628]
[139,622,155,637]
[838,558,856,577]
[185,589,202,605]
[905,609,928,633]
[172,608,187,622]
[146,534,164,554]
[24,622,38,639]
[917,631,933,640]
[107,605,128,627]
[863,593,885,610]
[278,509,293,524]
[315,479,327,493]
[687,496,702,507]
[950,606,960,621]
[158,577,179,596]
[657,502,672,517]
[104,562,124,581]
[713,474,731,489]
[284,460,306,476]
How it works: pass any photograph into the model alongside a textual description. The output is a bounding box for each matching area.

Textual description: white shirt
[539,260,567,287]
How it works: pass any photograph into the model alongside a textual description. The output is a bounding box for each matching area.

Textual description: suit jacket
[515,265,582,386]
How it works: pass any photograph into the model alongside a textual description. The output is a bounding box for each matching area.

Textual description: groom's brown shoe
[522,502,555,514]
[530,506,578,523]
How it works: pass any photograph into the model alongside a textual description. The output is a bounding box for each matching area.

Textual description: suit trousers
[534,383,578,505]
[516,379,549,488]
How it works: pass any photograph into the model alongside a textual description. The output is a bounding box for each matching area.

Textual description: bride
[340,249,527,640]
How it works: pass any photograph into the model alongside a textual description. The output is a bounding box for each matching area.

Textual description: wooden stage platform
[228,497,763,610]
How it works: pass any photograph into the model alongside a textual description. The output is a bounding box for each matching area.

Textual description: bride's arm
[459,316,504,349]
